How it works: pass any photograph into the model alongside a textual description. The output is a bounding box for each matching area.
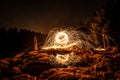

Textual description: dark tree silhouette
[105,0,120,45]
[0,27,47,58]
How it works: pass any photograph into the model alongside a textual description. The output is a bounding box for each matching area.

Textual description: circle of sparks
[55,31,69,46]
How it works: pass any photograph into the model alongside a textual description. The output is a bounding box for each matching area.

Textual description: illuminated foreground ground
[0,48,120,80]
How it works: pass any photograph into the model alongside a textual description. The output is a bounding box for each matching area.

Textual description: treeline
[0,27,47,58]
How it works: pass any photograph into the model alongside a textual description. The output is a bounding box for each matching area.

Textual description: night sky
[0,0,108,33]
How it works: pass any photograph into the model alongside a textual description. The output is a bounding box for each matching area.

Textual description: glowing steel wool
[42,27,81,50]
[55,31,69,46]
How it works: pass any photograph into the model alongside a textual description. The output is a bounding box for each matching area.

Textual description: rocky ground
[0,47,120,80]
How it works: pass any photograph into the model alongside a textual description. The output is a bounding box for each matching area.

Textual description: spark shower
[41,27,95,66]
[42,27,95,50]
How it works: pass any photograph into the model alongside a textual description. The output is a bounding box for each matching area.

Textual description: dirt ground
[0,47,120,80]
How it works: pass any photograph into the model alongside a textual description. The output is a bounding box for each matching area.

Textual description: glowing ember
[94,47,106,51]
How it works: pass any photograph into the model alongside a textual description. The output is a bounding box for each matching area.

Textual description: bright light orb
[55,31,69,46]
[55,54,69,64]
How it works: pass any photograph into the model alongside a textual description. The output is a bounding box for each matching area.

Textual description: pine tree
[89,8,110,48]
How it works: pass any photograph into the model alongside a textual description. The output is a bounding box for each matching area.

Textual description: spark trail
[41,27,94,66]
